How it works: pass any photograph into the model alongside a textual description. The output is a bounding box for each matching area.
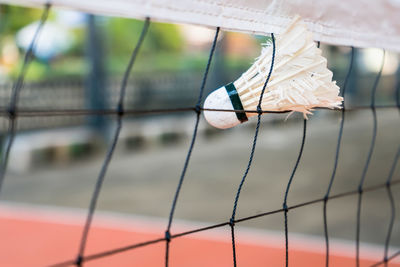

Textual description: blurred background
[0,4,399,266]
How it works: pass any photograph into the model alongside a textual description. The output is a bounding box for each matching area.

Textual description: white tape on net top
[4,0,400,52]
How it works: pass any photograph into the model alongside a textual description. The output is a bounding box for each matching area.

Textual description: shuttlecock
[203,16,342,129]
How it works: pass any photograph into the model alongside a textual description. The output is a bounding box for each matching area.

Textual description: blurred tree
[106,18,183,57]
[0,5,46,35]
[0,5,248,80]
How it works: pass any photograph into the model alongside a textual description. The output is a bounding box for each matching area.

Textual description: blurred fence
[0,72,212,131]
[0,58,397,132]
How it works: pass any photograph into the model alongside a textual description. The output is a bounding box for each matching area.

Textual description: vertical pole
[86,14,107,135]
[208,32,225,94]
[348,48,359,105]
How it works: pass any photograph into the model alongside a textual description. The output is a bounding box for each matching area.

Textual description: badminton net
[0,3,399,267]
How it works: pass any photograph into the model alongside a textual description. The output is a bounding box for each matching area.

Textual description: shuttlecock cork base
[204,83,248,129]
[203,15,343,129]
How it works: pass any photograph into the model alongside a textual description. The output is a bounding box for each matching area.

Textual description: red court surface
[0,203,398,267]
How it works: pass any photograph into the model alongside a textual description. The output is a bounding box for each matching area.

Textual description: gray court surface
[1,108,399,249]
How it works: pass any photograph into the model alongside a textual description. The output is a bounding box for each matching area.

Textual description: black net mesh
[0,4,399,267]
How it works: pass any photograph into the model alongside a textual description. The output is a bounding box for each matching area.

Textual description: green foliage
[106,18,183,57]
[0,5,45,35]
[104,18,186,74]
[10,60,48,81]
[105,17,143,56]
[107,52,203,74]
[0,6,249,81]
[145,22,183,52]
[67,28,86,56]
[48,57,88,78]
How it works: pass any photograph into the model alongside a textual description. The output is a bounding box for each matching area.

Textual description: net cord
[355,50,385,267]
[74,18,150,266]
[229,33,275,267]
[0,105,396,117]
[283,118,307,267]
[382,66,400,266]
[323,46,355,267]
[281,40,319,267]
[0,3,51,194]
[383,149,399,267]
[164,27,220,267]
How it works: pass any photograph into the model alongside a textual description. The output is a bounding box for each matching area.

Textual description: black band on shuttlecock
[225,83,248,123]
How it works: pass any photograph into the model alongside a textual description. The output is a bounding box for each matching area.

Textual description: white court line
[0,201,398,263]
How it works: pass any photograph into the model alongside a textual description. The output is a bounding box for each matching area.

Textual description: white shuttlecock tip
[203,87,241,129]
